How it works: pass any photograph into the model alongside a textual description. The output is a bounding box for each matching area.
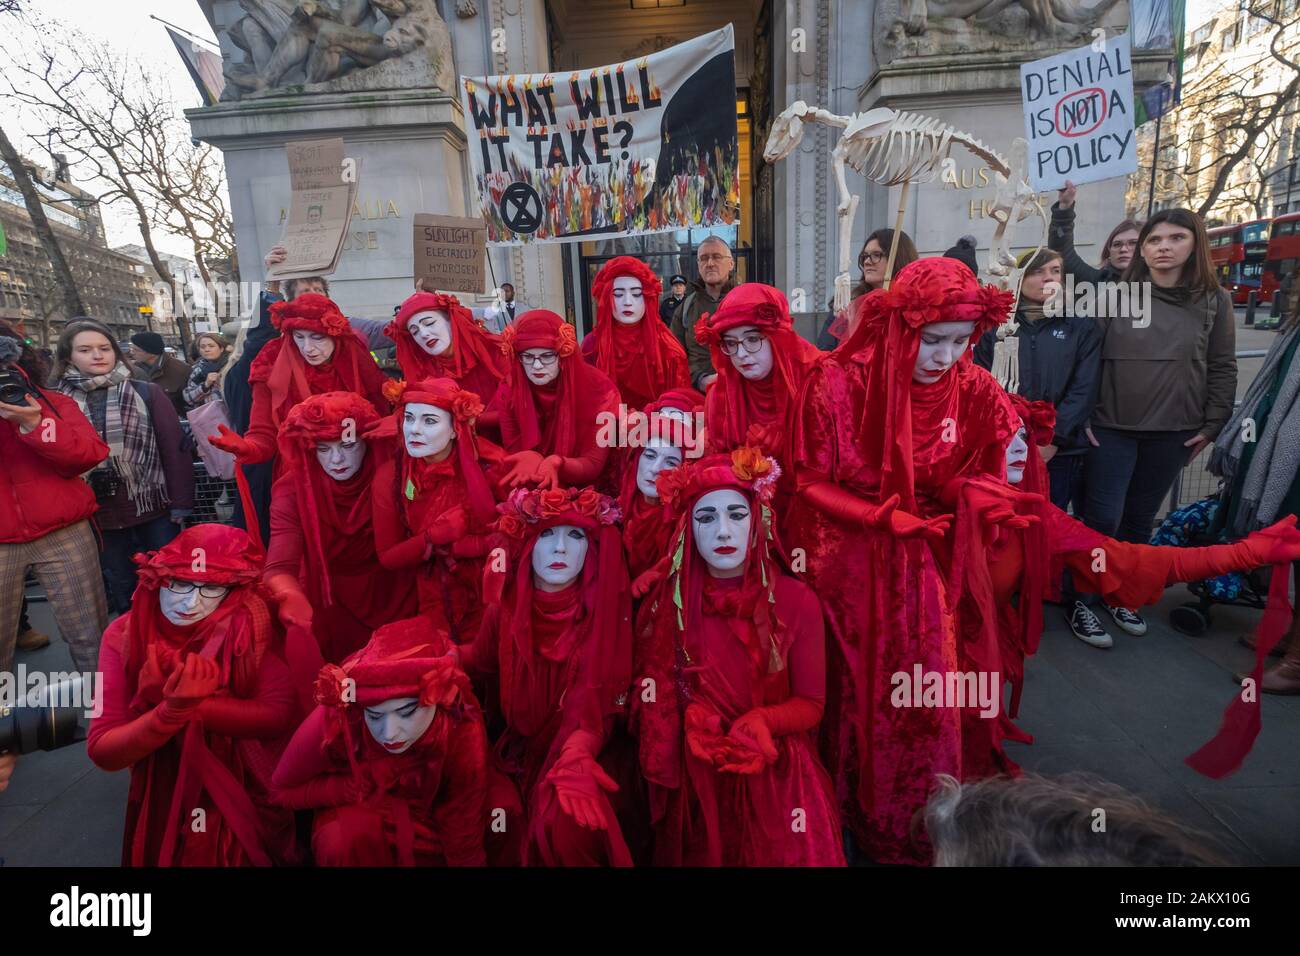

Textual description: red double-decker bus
[1261,212,1300,305]
[1208,220,1272,304]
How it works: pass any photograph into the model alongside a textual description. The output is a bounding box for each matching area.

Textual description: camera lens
[0,679,85,755]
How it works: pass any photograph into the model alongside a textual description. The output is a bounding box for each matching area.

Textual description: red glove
[727,710,778,764]
[534,454,563,490]
[501,450,545,487]
[802,483,950,541]
[426,506,470,547]
[271,773,365,810]
[1168,515,1300,583]
[449,533,491,559]
[163,654,221,704]
[265,573,314,630]
[208,424,258,462]
[631,558,667,598]
[958,479,1038,545]
[685,703,766,774]
[546,730,619,831]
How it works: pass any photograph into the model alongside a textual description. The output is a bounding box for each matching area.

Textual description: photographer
[0,326,111,675]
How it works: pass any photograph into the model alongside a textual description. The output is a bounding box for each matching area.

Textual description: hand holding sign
[267,138,359,282]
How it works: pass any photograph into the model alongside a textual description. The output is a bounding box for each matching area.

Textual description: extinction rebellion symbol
[499,182,542,235]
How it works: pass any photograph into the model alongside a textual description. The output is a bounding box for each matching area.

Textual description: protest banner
[413,214,487,294]
[459,25,738,245]
[267,137,358,281]
[1020,33,1137,192]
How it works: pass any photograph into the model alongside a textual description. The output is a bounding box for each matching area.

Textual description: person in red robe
[983,394,1300,780]
[618,389,705,592]
[634,447,845,866]
[263,391,417,673]
[491,309,622,490]
[457,485,636,866]
[369,377,503,645]
[210,293,389,468]
[384,291,508,415]
[87,525,299,866]
[270,616,490,866]
[696,283,823,471]
[582,256,690,413]
[786,256,1020,865]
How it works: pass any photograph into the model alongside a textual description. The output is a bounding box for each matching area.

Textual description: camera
[0,680,85,756]
[0,366,40,407]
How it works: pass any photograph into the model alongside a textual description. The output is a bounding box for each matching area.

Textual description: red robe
[787,355,1017,865]
[635,574,845,866]
[582,318,689,415]
[87,598,299,866]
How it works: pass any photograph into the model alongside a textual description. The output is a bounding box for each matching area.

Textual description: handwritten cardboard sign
[412,214,487,293]
[1020,33,1137,191]
[267,137,357,281]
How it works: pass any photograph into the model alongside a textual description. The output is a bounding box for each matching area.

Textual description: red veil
[250,293,389,427]
[384,291,507,406]
[696,283,822,468]
[584,256,689,411]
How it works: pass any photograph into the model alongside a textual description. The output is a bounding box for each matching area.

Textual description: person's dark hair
[52,318,128,382]
[1122,208,1220,298]
[285,276,330,299]
[852,229,918,298]
[1017,247,1063,275]
[1100,218,1141,268]
[0,322,48,384]
[923,772,1226,866]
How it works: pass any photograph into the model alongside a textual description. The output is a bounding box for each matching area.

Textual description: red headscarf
[696,283,822,465]
[496,309,619,457]
[384,292,507,405]
[486,486,629,744]
[585,256,689,411]
[372,377,500,529]
[1006,393,1056,502]
[835,257,1016,512]
[278,391,384,607]
[250,293,390,426]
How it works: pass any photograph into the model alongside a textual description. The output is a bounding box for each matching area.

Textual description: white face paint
[531,524,589,591]
[636,438,684,499]
[1005,427,1029,485]
[692,488,751,578]
[315,438,367,481]
[913,321,976,384]
[610,275,646,325]
[721,324,774,382]
[402,402,454,459]
[159,580,229,627]
[292,330,335,366]
[406,309,452,357]
[363,696,437,754]
[519,348,561,387]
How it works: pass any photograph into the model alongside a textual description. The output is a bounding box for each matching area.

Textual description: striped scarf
[59,361,168,516]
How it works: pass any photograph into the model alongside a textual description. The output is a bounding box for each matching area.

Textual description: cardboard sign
[459,26,738,244]
[412,214,487,294]
[1020,33,1137,191]
[267,137,358,281]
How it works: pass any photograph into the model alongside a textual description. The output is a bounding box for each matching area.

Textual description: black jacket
[1048,202,1123,285]
[974,309,1102,455]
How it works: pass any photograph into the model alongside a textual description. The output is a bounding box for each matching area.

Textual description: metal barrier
[189,460,238,525]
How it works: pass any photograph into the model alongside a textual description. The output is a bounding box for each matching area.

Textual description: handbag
[186,395,237,480]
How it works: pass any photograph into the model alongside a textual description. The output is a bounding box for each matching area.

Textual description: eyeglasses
[859,251,886,266]
[164,580,229,599]
[698,253,732,264]
[520,350,559,367]
[719,332,766,355]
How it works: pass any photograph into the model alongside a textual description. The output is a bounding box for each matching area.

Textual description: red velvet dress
[371,449,502,645]
[636,575,845,866]
[88,602,299,866]
[265,461,417,663]
[582,319,689,415]
[461,584,635,866]
[271,700,490,866]
[787,356,1017,865]
[622,492,672,584]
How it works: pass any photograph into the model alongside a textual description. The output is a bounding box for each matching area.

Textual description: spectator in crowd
[943,235,981,277]
[925,772,1225,866]
[52,319,194,614]
[816,229,918,350]
[1049,179,1139,284]
[0,327,110,675]
[484,282,527,333]
[659,273,687,325]
[670,236,737,390]
[182,332,232,409]
[128,331,192,415]
[1081,208,1236,645]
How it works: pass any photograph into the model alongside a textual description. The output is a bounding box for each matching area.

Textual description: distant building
[112,244,202,344]
[0,156,154,347]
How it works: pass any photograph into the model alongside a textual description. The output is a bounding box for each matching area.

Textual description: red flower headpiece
[1007,392,1057,447]
[501,310,578,357]
[591,256,663,314]
[656,446,781,519]
[696,283,792,347]
[314,616,470,708]
[269,292,351,337]
[133,524,264,589]
[382,377,484,424]
[855,258,1014,338]
[280,391,382,446]
[493,485,621,538]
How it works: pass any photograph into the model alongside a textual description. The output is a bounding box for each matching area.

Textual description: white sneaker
[1069,602,1113,649]
[1105,604,1148,636]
